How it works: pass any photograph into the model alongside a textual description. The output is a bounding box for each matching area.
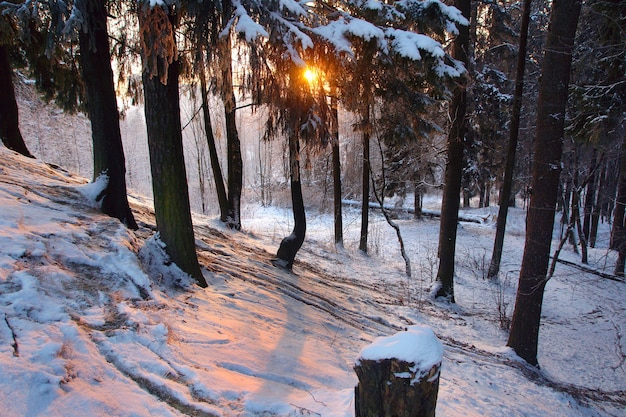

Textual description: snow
[1,145,625,416]
[77,172,108,204]
[279,0,308,16]
[234,2,269,42]
[420,0,470,27]
[387,28,445,60]
[357,325,443,378]
[312,19,355,55]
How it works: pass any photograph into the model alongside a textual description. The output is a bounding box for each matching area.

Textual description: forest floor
[1,146,625,416]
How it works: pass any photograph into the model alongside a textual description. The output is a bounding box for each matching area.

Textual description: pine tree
[507,0,582,366]
[138,2,207,287]
[5,0,137,227]
[567,0,625,270]
[435,0,471,302]
[75,0,138,229]
[223,0,467,266]
[488,0,533,279]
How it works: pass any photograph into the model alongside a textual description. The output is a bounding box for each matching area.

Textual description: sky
[1,145,624,416]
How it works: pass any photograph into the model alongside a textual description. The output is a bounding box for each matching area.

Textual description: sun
[303,67,317,84]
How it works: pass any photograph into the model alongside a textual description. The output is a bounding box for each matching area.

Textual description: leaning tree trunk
[487,0,532,279]
[274,133,306,270]
[0,43,33,158]
[139,5,206,287]
[571,167,588,264]
[77,0,137,230]
[199,56,228,223]
[435,0,471,302]
[507,0,582,366]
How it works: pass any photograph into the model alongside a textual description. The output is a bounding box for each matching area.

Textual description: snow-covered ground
[0,146,625,416]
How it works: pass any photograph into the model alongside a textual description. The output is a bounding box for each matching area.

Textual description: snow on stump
[354,325,443,417]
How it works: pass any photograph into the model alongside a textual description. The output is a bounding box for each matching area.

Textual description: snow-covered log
[354,326,443,417]
[342,199,488,223]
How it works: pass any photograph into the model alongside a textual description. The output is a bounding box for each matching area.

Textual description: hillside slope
[0,146,624,416]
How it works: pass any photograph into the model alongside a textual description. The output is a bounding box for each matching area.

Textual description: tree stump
[354,326,443,417]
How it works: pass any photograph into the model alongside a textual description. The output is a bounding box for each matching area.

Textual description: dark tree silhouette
[330,94,343,246]
[274,130,306,270]
[0,43,33,158]
[198,58,228,223]
[507,0,582,366]
[488,0,532,279]
[139,4,206,287]
[435,0,471,302]
[76,0,137,229]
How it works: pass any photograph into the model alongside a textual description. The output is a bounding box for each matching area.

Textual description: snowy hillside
[0,146,624,416]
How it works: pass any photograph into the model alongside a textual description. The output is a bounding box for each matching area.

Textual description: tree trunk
[615,250,626,276]
[610,138,626,250]
[507,0,581,366]
[224,88,243,231]
[582,148,597,240]
[463,189,471,208]
[479,183,485,208]
[603,157,619,223]
[355,358,440,417]
[354,327,442,417]
[274,133,306,270]
[331,94,343,246]
[219,16,243,231]
[488,0,532,279]
[77,0,137,230]
[571,167,588,264]
[359,105,371,253]
[199,57,228,223]
[590,159,607,247]
[484,184,490,207]
[140,6,206,287]
[0,43,33,158]
[435,0,471,301]
[414,183,423,219]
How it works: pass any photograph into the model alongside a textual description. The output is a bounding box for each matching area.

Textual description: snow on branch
[234,0,269,42]
[387,28,444,60]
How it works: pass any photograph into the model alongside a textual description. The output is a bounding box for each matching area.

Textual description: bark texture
[140,6,206,287]
[354,359,440,417]
[77,0,137,229]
